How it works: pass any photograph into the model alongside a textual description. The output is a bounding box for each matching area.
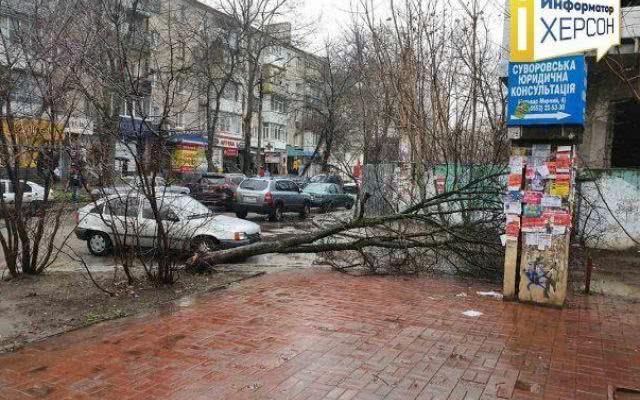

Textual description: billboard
[510,0,620,62]
[507,55,587,126]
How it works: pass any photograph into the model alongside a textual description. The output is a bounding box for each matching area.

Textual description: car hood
[304,190,327,195]
[210,215,261,234]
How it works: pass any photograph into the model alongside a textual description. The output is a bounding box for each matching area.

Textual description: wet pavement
[0,269,639,400]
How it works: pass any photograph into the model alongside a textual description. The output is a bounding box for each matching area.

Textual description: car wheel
[191,236,219,254]
[346,202,354,210]
[87,232,112,256]
[235,209,248,219]
[320,202,332,213]
[299,203,311,219]
[269,204,284,222]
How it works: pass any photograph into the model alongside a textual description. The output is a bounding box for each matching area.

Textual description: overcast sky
[201,0,506,54]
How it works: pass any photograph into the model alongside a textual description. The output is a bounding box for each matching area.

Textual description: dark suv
[187,173,245,210]
[234,178,312,222]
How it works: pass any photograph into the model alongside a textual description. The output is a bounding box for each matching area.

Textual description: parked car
[343,182,360,196]
[303,183,354,212]
[75,193,261,256]
[234,177,311,222]
[302,174,344,189]
[187,173,246,210]
[0,180,52,206]
[90,176,190,198]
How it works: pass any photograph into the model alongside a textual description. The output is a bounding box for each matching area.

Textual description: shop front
[1,118,65,181]
[215,136,242,173]
[116,116,158,176]
[168,135,208,176]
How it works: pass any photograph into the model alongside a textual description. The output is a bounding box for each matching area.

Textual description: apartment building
[150,0,323,176]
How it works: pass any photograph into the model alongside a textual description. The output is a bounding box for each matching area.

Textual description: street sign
[507,55,587,127]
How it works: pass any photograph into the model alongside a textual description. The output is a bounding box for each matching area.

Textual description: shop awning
[119,116,158,139]
[287,146,304,157]
[167,133,208,147]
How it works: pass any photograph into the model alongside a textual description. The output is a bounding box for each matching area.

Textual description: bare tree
[216,0,297,174]
[0,0,84,277]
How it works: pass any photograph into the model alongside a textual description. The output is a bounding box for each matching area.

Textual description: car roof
[104,192,185,201]
[245,177,292,181]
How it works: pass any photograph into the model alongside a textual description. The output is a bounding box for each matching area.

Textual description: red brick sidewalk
[0,270,639,400]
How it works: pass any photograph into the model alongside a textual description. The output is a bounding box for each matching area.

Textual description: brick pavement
[0,269,639,399]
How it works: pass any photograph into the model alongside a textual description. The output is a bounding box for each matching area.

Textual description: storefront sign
[265,153,281,164]
[224,148,239,157]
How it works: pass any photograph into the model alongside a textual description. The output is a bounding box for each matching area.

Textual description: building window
[218,113,241,135]
[263,123,285,141]
[611,100,640,168]
[271,96,287,114]
[223,83,239,102]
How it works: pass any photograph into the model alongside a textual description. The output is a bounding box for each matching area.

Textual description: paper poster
[504,202,522,215]
[523,205,543,218]
[555,174,571,183]
[509,156,525,173]
[541,196,562,208]
[532,144,552,159]
[525,233,539,246]
[522,217,547,233]
[512,147,528,157]
[550,182,570,198]
[531,177,545,192]
[557,145,573,153]
[506,216,521,240]
[546,162,557,176]
[552,226,567,235]
[536,165,550,179]
[500,234,507,247]
[507,191,524,202]
[556,153,572,172]
[525,166,536,180]
[552,212,572,227]
[508,174,523,191]
[523,191,544,204]
[531,157,545,167]
[538,234,552,251]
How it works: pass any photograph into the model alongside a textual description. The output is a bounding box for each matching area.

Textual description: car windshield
[304,183,331,193]
[202,177,226,185]
[164,196,211,219]
[122,176,165,186]
[309,175,327,183]
[240,179,269,191]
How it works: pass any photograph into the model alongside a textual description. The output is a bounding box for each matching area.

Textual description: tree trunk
[242,71,257,175]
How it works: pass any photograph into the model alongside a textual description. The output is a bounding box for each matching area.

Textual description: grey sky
[201,0,506,53]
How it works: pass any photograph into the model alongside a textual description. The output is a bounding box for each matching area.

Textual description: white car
[74,193,261,256]
[0,179,51,204]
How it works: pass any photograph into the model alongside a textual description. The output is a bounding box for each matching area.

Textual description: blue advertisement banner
[507,55,587,126]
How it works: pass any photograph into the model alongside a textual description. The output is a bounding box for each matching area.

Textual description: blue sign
[507,55,587,126]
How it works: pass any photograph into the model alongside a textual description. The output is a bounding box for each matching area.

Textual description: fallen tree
[189,170,506,276]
